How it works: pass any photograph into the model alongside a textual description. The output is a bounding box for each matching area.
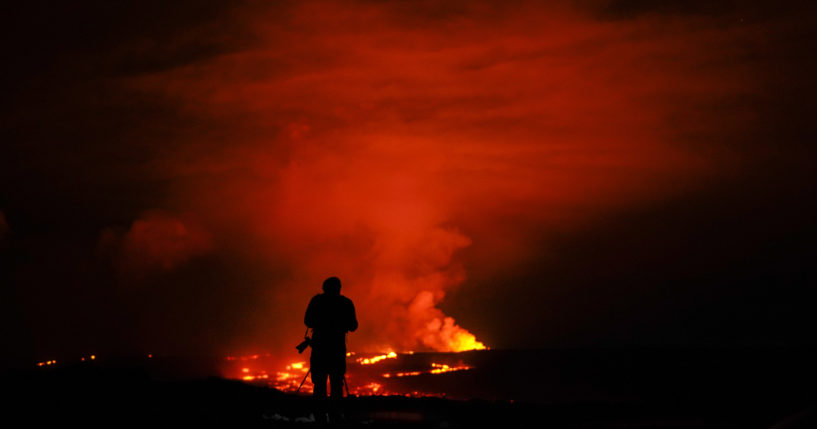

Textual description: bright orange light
[447,332,488,352]
[285,361,307,371]
[226,352,475,398]
[391,371,423,377]
[358,351,398,365]
[380,361,473,378]
[351,382,383,395]
[430,362,472,374]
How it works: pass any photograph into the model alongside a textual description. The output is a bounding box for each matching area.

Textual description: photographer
[303,276,358,399]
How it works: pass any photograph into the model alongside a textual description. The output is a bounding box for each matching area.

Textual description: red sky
[2,0,816,364]
[126,0,757,353]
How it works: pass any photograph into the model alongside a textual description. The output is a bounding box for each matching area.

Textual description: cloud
[4,0,813,357]
[100,210,212,275]
[108,0,768,352]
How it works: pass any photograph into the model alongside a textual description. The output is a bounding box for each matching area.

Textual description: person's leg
[309,369,329,423]
[326,371,346,422]
[311,369,328,398]
[329,371,344,399]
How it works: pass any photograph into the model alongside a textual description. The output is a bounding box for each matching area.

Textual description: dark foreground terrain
[3,348,816,428]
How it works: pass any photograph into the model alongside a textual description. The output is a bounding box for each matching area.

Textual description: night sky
[2,0,816,367]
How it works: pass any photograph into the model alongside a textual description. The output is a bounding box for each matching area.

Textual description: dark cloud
[457,165,817,348]
[601,0,736,18]
[99,210,212,274]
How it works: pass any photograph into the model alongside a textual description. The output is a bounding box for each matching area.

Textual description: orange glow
[444,330,487,352]
[354,382,383,395]
[430,362,473,375]
[358,352,397,365]
[225,351,477,398]
[126,0,762,355]
[382,371,422,378]
[381,362,473,379]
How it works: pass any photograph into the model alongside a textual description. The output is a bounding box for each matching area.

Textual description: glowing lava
[357,352,397,365]
[381,362,474,378]
[448,333,487,352]
[225,350,479,397]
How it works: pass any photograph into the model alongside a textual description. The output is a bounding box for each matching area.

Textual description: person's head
[322,276,342,295]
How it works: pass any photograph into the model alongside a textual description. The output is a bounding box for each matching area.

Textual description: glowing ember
[430,362,472,374]
[380,362,472,378]
[357,352,397,365]
[351,382,383,396]
[38,354,99,367]
[381,371,422,378]
[268,359,311,393]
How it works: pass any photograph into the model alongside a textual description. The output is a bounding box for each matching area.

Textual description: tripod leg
[343,374,350,397]
[296,368,311,393]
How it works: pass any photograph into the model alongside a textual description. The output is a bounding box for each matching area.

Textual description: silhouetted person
[304,276,357,400]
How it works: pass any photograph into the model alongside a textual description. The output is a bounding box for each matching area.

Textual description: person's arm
[304,296,317,328]
[347,299,358,332]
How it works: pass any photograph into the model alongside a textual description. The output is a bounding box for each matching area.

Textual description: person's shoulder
[340,295,354,305]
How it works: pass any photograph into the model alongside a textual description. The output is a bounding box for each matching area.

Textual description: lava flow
[224,350,482,398]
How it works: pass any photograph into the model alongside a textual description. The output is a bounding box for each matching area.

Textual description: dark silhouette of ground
[3,348,817,428]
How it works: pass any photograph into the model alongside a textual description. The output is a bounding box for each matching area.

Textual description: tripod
[296,369,352,397]
[294,328,353,396]
[296,368,311,394]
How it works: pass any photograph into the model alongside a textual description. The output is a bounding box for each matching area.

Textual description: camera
[296,337,311,354]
